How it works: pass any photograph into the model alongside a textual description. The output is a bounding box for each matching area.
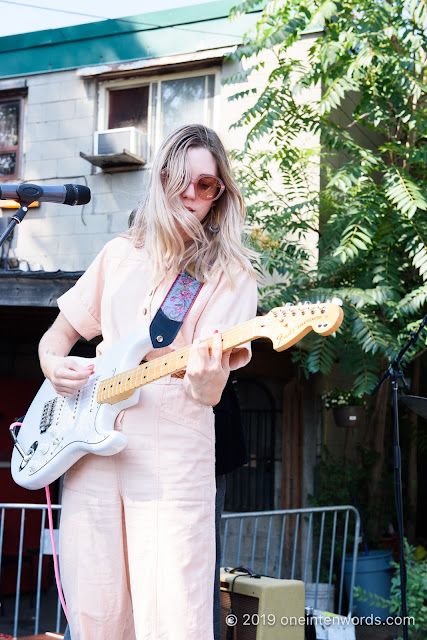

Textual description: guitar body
[11,329,153,490]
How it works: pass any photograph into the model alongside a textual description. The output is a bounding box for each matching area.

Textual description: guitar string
[97,305,331,403]
[98,316,259,402]
[97,306,333,402]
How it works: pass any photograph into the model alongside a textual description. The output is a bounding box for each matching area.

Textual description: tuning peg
[331,297,343,306]
[285,302,294,307]
[304,301,311,305]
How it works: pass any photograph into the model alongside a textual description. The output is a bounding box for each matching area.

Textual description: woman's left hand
[185,331,231,407]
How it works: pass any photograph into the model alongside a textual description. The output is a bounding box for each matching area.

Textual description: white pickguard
[11,328,153,490]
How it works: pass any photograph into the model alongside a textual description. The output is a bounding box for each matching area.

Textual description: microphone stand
[0,184,40,250]
[371,314,427,640]
[0,203,30,248]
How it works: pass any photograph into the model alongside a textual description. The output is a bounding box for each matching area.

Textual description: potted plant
[353,539,427,637]
[322,389,366,427]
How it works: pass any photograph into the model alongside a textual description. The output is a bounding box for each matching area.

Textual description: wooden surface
[0,273,78,307]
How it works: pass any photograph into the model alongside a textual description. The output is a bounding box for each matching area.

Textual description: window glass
[160,76,210,141]
[0,153,16,176]
[0,100,20,177]
[108,86,149,131]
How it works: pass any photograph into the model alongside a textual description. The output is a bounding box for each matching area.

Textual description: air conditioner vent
[94,127,146,160]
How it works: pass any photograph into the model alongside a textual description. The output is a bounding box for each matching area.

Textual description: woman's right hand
[44,356,94,398]
[39,312,92,398]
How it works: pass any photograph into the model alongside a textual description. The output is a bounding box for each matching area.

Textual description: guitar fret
[147,361,155,383]
[140,363,147,386]
[125,370,132,391]
[97,317,261,404]
[136,367,141,387]
[100,320,254,402]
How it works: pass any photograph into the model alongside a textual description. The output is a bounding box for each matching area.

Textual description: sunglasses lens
[196,176,222,200]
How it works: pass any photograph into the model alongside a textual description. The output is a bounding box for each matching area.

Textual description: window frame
[97,67,221,165]
[0,94,24,181]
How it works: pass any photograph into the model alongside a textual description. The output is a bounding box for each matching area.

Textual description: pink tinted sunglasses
[161,169,225,201]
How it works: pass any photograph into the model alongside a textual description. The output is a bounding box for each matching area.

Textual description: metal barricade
[221,505,360,617]
[0,502,64,637]
[0,503,360,635]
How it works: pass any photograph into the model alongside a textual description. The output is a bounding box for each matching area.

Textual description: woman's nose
[182,180,196,199]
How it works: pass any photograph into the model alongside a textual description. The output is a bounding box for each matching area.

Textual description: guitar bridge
[40,398,57,432]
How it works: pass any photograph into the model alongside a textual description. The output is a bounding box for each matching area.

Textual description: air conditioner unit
[94,127,146,160]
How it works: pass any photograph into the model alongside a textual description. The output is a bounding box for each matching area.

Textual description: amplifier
[220,569,305,640]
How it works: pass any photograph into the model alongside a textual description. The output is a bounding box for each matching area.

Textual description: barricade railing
[0,503,360,636]
[0,502,64,637]
[221,505,360,617]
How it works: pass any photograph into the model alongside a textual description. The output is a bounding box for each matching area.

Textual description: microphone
[0,183,91,206]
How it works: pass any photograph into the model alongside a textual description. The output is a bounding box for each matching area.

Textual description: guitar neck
[97,318,259,404]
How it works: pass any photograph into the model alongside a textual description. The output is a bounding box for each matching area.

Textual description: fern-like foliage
[225,0,427,394]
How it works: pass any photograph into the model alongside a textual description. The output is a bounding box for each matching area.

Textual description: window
[109,86,149,131]
[0,97,22,179]
[154,74,215,142]
[100,71,217,162]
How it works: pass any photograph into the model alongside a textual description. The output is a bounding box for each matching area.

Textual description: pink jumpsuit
[56,236,258,640]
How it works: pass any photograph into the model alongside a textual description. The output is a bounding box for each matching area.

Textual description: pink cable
[45,485,69,622]
[9,421,23,432]
[9,420,68,622]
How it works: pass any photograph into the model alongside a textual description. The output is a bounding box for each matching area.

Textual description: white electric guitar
[11,301,343,490]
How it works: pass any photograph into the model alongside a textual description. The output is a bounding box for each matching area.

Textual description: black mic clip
[15,183,42,205]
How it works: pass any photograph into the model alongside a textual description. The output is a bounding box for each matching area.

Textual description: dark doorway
[225,379,279,512]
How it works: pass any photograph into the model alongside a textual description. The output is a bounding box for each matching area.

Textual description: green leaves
[384,169,427,219]
[226,0,427,393]
[304,332,338,375]
[333,221,373,262]
[320,76,360,115]
[404,0,427,30]
[396,286,427,315]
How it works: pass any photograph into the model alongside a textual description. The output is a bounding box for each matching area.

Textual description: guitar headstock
[256,300,344,352]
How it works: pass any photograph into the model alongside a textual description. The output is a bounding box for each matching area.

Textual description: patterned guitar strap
[149,272,203,369]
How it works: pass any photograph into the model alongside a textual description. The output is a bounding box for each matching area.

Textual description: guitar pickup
[39,398,57,432]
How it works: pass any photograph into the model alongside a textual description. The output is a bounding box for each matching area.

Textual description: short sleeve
[194,267,258,371]
[57,244,108,341]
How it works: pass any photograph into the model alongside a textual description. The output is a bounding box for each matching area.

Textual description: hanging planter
[332,405,365,427]
[322,389,366,427]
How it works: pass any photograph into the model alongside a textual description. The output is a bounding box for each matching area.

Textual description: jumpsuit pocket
[159,377,214,440]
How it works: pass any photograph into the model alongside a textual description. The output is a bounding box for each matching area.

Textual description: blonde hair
[128,124,257,286]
